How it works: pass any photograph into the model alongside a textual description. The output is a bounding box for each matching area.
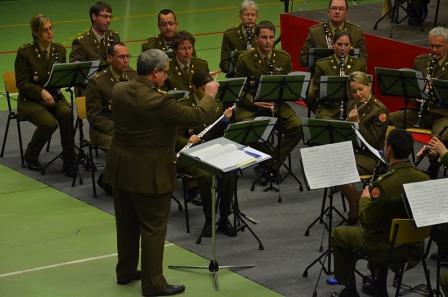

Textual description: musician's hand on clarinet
[253,101,274,110]
[429,136,447,155]
[204,81,219,98]
[41,89,55,106]
[415,145,427,158]
[188,135,201,145]
[347,106,359,123]
[223,107,233,119]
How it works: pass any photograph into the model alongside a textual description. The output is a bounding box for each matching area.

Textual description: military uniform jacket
[234,48,295,121]
[163,57,209,91]
[102,76,219,194]
[15,40,67,108]
[347,97,389,150]
[219,24,257,74]
[141,35,197,56]
[70,28,120,71]
[358,161,429,270]
[310,54,367,118]
[300,20,368,68]
[85,67,137,146]
[414,53,448,117]
[175,94,224,152]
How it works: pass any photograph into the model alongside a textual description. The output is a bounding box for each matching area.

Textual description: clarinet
[176,105,236,157]
[268,58,275,116]
[53,46,63,102]
[246,26,253,50]
[322,20,332,49]
[339,55,346,120]
[368,156,387,188]
[415,56,436,127]
[414,125,448,167]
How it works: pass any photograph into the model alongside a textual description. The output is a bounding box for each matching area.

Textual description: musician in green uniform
[70,2,120,73]
[176,70,237,237]
[219,0,258,76]
[389,26,448,178]
[308,30,367,117]
[103,49,220,296]
[85,42,136,195]
[234,20,302,183]
[15,15,75,176]
[299,0,367,70]
[331,129,429,297]
[339,71,389,225]
[163,30,209,92]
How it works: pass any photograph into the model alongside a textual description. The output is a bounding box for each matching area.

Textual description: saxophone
[339,55,346,120]
[322,20,332,49]
[414,56,437,127]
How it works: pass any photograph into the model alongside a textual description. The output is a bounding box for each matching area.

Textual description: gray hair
[137,49,169,76]
[240,0,258,13]
[429,26,448,41]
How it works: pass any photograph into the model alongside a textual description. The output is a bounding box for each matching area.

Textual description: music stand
[375,67,427,129]
[252,73,310,198]
[373,0,411,38]
[215,77,246,109]
[432,79,448,108]
[225,50,245,78]
[41,61,99,175]
[168,138,270,290]
[300,119,361,277]
[318,75,349,120]
[307,48,360,72]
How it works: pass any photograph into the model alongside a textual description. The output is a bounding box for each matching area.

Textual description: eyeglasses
[177,46,193,52]
[159,68,171,78]
[241,13,257,18]
[42,26,54,34]
[114,54,131,60]
[97,13,114,20]
[329,6,347,11]
[159,21,177,27]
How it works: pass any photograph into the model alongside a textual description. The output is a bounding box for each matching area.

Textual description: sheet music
[403,179,448,228]
[189,143,257,169]
[355,129,387,164]
[301,141,360,189]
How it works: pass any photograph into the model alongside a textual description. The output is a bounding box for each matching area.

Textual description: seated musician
[339,71,389,225]
[331,129,429,297]
[163,30,208,92]
[233,20,302,184]
[176,70,236,238]
[389,26,448,179]
[307,30,366,118]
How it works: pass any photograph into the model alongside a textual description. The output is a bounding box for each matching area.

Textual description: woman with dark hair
[15,15,75,176]
[176,70,237,237]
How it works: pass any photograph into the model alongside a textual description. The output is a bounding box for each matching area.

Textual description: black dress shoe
[217,217,237,237]
[201,219,213,237]
[25,158,42,171]
[97,173,112,196]
[345,217,359,226]
[117,270,141,285]
[147,284,185,296]
[362,278,389,297]
[62,160,76,177]
[430,252,448,265]
[254,166,268,186]
[330,288,360,297]
[186,187,202,206]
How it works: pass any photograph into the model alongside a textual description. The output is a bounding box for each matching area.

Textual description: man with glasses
[299,0,367,70]
[219,0,259,76]
[163,30,209,91]
[85,42,136,195]
[102,48,219,297]
[70,1,120,75]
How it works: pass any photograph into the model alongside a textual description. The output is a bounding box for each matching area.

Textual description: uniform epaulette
[274,48,290,57]
[94,70,108,79]
[346,21,361,28]
[53,42,65,49]
[238,48,255,58]
[376,170,394,182]
[21,43,33,49]
[310,23,323,29]
[416,53,432,60]
[193,57,207,63]
[178,96,189,103]
[225,25,240,33]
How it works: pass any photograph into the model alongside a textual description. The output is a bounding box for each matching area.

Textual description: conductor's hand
[429,136,447,155]
[188,135,201,145]
[347,106,359,123]
[223,107,233,119]
[204,81,219,98]
[41,89,55,105]
[253,101,274,109]
[361,186,371,199]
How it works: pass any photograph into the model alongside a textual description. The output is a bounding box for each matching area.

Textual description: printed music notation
[300,141,360,190]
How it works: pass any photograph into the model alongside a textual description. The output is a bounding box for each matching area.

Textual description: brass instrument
[246,26,253,50]
[176,105,236,157]
[415,56,436,127]
[322,20,332,49]
[339,55,346,120]
[414,125,448,167]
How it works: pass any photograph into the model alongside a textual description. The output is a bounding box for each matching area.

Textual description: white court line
[0,243,175,278]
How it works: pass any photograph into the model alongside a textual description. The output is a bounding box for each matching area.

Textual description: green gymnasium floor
[0,164,283,297]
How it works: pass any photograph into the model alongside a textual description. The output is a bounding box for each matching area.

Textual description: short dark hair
[90,1,112,24]
[333,30,351,42]
[107,42,126,56]
[158,9,176,23]
[171,30,195,50]
[328,0,348,9]
[386,129,414,160]
[191,70,213,87]
[255,20,275,37]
